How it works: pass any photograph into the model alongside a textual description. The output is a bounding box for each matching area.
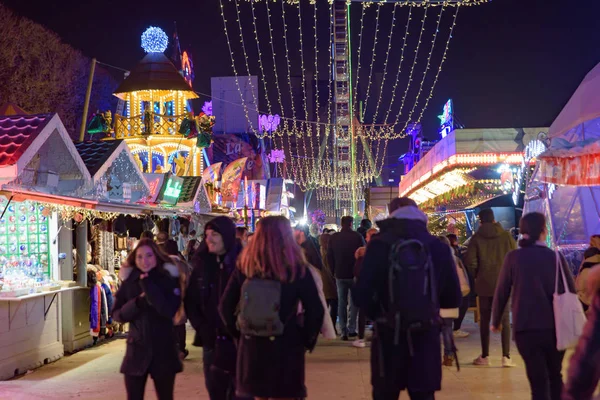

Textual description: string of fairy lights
[218,0,476,192]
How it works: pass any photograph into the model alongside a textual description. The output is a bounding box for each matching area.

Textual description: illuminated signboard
[438,99,454,139]
[158,175,184,205]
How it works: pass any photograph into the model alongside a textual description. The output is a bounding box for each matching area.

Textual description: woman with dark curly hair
[113,238,183,400]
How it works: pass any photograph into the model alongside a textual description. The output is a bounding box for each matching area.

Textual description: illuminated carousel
[107,27,209,177]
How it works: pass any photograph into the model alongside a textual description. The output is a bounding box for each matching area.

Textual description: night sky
[3,0,600,150]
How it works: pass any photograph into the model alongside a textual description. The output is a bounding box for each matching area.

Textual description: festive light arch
[219,0,485,194]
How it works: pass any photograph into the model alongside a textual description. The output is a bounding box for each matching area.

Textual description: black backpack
[237,278,285,337]
[382,238,440,352]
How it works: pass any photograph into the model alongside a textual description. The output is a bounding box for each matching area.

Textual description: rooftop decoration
[141,27,169,54]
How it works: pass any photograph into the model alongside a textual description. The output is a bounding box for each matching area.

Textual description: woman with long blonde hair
[219,216,324,400]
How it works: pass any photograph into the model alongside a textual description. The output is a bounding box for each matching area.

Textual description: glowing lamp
[141,27,168,53]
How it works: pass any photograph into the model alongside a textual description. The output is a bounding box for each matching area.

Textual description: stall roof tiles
[74,140,124,177]
[178,176,202,203]
[0,114,54,166]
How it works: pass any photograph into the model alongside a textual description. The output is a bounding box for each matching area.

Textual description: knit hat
[204,216,237,253]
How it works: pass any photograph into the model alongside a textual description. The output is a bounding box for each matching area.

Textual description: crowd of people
[110,198,600,400]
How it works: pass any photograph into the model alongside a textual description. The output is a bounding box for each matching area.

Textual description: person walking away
[353,227,378,348]
[446,233,470,339]
[437,236,470,367]
[492,213,575,400]
[112,239,183,400]
[185,216,246,400]
[328,216,365,340]
[295,227,324,270]
[319,233,338,335]
[219,216,325,400]
[357,219,372,240]
[353,198,461,400]
[159,239,192,360]
[465,208,516,367]
[575,235,600,312]
[563,263,600,400]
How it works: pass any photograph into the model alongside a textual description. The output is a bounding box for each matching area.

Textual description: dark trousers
[453,297,469,331]
[203,348,249,400]
[373,387,435,400]
[358,307,367,339]
[327,298,338,334]
[479,296,510,358]
[175,324,186,353]
[124,373,175,400]
[515,330,565,400]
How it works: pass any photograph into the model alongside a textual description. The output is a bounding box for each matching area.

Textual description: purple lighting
[202,101,213,116]
[258,114,281,133]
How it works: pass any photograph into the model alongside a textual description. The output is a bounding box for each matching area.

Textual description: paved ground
[1,315,568,400]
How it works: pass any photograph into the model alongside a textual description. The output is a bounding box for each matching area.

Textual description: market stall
[524,62,600,273]
[0,113,92,379]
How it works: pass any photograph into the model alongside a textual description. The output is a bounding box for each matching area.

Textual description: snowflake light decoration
[258,114,281,133]
[202,101,213,116]
[141,27,168,53]
[268,149,285,164]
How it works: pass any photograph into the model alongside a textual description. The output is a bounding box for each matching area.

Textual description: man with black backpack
[353,197,462,400]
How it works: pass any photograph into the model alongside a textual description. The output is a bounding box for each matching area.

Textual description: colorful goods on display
[0,198,54,296]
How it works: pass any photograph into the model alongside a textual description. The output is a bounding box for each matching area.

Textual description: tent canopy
[549,62,600,142]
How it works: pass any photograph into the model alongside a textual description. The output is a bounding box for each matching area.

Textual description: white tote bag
[553,250,587,351]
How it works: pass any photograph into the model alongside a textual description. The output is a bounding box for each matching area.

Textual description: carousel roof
[113,53,198,100]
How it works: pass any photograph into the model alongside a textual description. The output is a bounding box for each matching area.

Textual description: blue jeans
[337,278,358,336]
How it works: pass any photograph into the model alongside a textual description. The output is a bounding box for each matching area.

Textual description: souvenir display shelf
[0,197,55,297]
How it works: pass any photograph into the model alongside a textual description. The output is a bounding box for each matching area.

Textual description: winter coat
[563,265,600,400]
[492,243,575,334]
[301,239,324,271]
[90,283,107,337]
[327,228,366,279]
[219,268,325,399]
[352,206,462,392]
[100,283,114,325]
[464,222,516,297]
[576,250,600,307]
[185,243,241,350]
[319,235,337,300]
[112,263,183,377]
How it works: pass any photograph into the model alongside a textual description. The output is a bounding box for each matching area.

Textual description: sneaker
[502,356,516,368]
[453,330,470,338]
[352,339,366,348]
[341,335,349,341]
[348,332,358,338]
[443,354,454,367]
[473,355,490,366]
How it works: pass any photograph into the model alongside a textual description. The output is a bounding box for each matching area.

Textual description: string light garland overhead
[218,0,486,192]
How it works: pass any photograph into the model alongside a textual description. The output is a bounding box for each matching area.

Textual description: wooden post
[78,58,96,142]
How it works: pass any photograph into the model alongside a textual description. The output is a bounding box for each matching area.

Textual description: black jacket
[219,268,324,399]
[353,206,461,392]
[327,228,365,279]
[185,242,241,350]
[112,264,183,377]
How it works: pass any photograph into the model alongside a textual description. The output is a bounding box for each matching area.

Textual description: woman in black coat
[219,216,324,399]
[112,238,183,400]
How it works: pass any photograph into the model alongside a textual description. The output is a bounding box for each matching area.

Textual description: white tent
[549,62,600,142]
[524,62,600,272]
